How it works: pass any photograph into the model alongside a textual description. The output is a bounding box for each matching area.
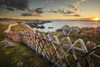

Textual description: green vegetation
[1,23,99,67]
[0,23,50,67]
[51,32,61,36]
[0,43,49,67]
[0,23,9,41]
[11,24,25,32]
[39,31,100,64]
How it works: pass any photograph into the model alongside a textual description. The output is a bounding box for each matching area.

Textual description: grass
[11,24,28,32]
[1,23,100,67]
[39,31,100,67]
[0,23,9,41]
[0,23,50,67]
[0,43,49,67]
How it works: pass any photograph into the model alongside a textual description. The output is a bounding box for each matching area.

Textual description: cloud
[66,14,80,17]
[58,9,76,15]
[72,0,86,8]
[47,9,76,15]
[73,1,80,8]
[34,8,44,14]
[48,9,67,14]
[69,0,87,12]
[69,5,74,8]
[67,10,76,14]
[21,13,33,16]
[69,1,80,9]
[6,7,15,11]
[45,0,54,3]
[0,0,29,11]
[32,13,42,17]
[47,9,60,14]
[46,9,59,14]
[28,9,34,13]
[60,6,65,8]
[21,12,42,17]
[27,7,44,14]
[74,9,82,12]
[58,9,64,14]
[21,7,44,17]
[81,0,86,2]
[73,14,80,17]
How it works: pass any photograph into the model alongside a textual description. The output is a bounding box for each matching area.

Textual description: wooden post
[55,36,70,67]
[66,37,81,67]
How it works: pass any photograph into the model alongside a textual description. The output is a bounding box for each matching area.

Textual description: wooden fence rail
[5,31,100,67]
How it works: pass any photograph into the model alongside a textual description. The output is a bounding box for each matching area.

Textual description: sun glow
[94,17,99,21]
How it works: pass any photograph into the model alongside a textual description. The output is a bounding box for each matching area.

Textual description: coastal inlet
[26,20,100,32]
[26,20,52,29]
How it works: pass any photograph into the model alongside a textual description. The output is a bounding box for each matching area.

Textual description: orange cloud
[69,0,87,13]
[81,0,86,2]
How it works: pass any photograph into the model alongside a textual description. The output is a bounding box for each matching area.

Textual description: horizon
[0,17,94,21]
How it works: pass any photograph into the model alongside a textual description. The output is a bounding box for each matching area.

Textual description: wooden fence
[5,31,100,67]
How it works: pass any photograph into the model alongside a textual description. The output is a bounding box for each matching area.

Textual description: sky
[0,0,100,20]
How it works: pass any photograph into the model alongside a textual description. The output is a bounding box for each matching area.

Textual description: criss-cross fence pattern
[5,31,100,67]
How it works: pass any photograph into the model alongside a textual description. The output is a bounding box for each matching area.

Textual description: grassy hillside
[1,23,99,67]
[0,43,49,67]
[0,23,50,67]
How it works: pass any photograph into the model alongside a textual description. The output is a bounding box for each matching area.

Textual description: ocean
[33,20,100,32]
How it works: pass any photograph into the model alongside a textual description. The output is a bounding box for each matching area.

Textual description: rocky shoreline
[26,21,51,29]
[26,20,51,29]
[56,25,80,35]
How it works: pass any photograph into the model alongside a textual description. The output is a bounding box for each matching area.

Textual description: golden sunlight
[94,17,99,21]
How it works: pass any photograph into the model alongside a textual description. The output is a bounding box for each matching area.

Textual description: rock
[56,28,63,32]
[56,25,80,35]
[70,26,80,33]
[0,40,19,47]
[62,25,70,31]
[17,62,23,67]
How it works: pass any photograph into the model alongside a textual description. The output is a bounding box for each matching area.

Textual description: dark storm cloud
[6,7,15,11]
[0,0,29,11]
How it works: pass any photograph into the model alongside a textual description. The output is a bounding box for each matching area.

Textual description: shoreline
[26,20,100,33]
